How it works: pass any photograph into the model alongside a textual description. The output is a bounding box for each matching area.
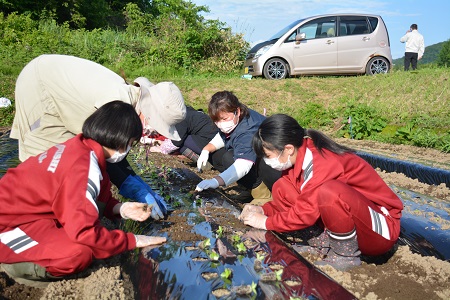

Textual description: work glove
[195,178,219,192]
[241,212,268,230]
[134,235,167,248]
[149,145,162,153]
[197,150,210,171]
[132,175,169,216]
[119,202,152,221]
[239,204,264,221]
[119,175,168,220]
[159,139,179,155]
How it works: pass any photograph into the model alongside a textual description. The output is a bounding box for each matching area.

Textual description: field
[1,69,449,299]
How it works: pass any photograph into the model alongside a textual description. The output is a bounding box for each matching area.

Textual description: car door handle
[326,40,335,44]
[363,37,370,41]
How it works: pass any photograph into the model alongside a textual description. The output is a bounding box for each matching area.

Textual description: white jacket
[10,54,141,161]
[400,30,425,58]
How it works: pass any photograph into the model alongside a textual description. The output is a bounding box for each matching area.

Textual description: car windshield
[268,19,304,40]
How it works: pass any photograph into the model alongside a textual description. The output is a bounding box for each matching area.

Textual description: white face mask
[216,112,238,134]
[263,150,293,171]
[106,145,131,163]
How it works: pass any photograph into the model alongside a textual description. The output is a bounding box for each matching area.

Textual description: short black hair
[82,101,142,151]
[410,24,418,30]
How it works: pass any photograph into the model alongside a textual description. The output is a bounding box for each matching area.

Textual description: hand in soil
[119,202,152,221]
[135,235,167,248]
[239,204,264,221]
[241,212,268,230]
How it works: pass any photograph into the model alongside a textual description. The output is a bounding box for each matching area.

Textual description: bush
[0,6,249,78]
[340,104,387,140]
[437,39,450,67]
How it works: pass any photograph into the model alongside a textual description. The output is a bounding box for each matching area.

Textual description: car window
[295,17,336,40]
[338,16,370,36]
[368,17,379,32]
[269,19,304,40]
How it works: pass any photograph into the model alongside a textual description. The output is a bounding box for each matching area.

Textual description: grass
[1,67,449,151]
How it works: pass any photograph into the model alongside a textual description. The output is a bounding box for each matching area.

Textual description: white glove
[241,212,267,230]
[195,178,219,191]
[119,202,152,221]
[159,139,179,154]
[149,146,162,153]
[134,235,167,248]
[239,204,264,221]
[140,136,156,145]
[197,150,210,171]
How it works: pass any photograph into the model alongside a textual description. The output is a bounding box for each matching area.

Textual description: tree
[0,0,211,30]
[437,39,450,67]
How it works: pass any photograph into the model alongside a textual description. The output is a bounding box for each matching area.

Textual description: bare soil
[1,138,449,300]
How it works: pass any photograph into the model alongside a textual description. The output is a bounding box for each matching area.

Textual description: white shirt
[400,30,425,58]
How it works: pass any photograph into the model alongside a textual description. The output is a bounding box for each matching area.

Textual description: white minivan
[244,14,392,79]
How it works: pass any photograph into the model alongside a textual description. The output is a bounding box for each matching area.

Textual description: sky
[191,0,449,59]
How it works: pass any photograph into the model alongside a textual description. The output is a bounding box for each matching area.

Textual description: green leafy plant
[231,234,241,244]
[209,250,220,262]
[341,104,387,140]
[199,238,211,249]
[256,252,265,261]
[216,226,224,238]
[251,282,257,295]
[236,242,247,253]
[275,269,283,281]
[220,268,233,280]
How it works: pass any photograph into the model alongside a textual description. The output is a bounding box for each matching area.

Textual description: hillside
[393,41,446,66]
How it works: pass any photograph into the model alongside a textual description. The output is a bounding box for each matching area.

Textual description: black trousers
[404,52,418,71]
[209,148,281,191]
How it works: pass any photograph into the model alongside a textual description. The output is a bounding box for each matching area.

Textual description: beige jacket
[11,54,141,161]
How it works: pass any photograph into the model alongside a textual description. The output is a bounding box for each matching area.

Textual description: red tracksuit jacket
[263,138,403,232]
[0,134,136,259]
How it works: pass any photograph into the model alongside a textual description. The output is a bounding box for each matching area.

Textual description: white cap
[134,79,186,141]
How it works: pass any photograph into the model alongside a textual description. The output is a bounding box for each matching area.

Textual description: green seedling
[251,282,257,295]
[209,250,220,262]
[236,242,246,253]
[199,238,211,249]
[216,226,224,238]
[171,200,182,208]
[220,268,233,280]
[275,269,283,281]
[256,252,265,261]
[231,234,241,244]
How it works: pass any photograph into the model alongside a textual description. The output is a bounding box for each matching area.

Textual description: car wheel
[263,58,288,79]
[366,57,390,75]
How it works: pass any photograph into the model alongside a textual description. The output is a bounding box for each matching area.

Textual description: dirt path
[1,139,449,300]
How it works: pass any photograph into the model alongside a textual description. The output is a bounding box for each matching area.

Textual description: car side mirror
[295,32,306,44]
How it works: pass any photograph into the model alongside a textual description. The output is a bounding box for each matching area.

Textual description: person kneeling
[0,101,166,284]
[239,114,403,271]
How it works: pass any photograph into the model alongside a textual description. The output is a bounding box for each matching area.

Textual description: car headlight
[254,44,273,59]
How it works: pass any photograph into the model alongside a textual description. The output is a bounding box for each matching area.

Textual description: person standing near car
[10,54,187,220]
[400,24,425,71]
